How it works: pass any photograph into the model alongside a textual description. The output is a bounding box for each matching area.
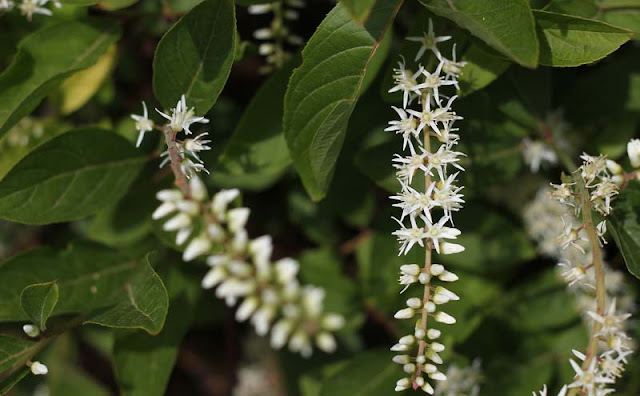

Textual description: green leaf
[86,258,168,334]
[319,349,397,396]
[600,9,640,40]
[340,0,377,23]
[609,183,640,278]
[283,0,401,200]
[419,0,539,67]
[533,10,634,66]
[113,266,201,396]
[459,40,511,96]
[501,269,580,331]
[20,282,59,331]
[0,128,147,225]
[97,0,138,10]
[0,367,30,394]
[214,58,296,191]
[153,0,236,115]
[0,244,169,334]
[0,335,36,373]
[0,19,120,139]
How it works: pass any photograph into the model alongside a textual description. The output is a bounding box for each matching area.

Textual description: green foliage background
[0,0,640,395]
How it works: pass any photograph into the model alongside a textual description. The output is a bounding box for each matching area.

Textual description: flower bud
[430,342,445,352]
[183,234,212,261]
[156,189,182,202]
[189,177,207,201]
[152,202,176,219]
[430,264,445,276]
[628,139,640,168]
[271,320,294,349]
[393,355,411,365]
[395,378,411,392]
[406,297,422,309]
[439,242,465,255]
[414,328,425,340]
[29,361,48,376]
[606,160,622,175]
[427,329,441,339]
[434,311,456,324]
[201,267,225,289]
[316,332,337,353]
[394,308,415,319]
[400,264,420,276]
[163,213,191,231]
[419,272,431,284]
[439,270,458,282]
[422,382,435,394]
[322,313,345,331]
[23,324,40,338]
[403,363,416,373]
[227,207,250,233]
[399,335,415,345]
[235,296,258,321]
[429,371,447,381]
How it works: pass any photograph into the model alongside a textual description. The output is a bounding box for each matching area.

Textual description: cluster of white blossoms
[522,138,558,173]
[0,0,59,21]
[524,139,640,396]
[0,117,44,149]
[247,0,305,73]
[131,95,212,177]
[433,359,482,396]
[387,20,467,394]
[135,95,344,358]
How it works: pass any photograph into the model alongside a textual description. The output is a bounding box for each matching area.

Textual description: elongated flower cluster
[0,0,59,21]
[524,140,640,395]
[388,20,467,394]
[135,95,344,358]
[247,0,305,73]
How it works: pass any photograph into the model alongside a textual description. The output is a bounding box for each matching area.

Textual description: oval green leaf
[20,281,59,331]
[533,10,634,67]
[153,0,236,115]
[0,128,147,225]
[284,0,401,200]
[419,0,539,68]
[0,19,120,139]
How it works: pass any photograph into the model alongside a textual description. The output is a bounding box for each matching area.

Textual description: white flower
[392,215,428,255]
[557,260,590,288]
[424,144,465,181]
[386,106,420,150]
[567,358,614,392]
[183,133,211,161]
[420,63,457,106]
[522,138,558,173]
[406,19,451,61]
[156,95,209,134]
[19,0,51,21]
[29,361,48,375]
[434,311,456,324]
[392,148,429,184]
[131,101,154,147]
[388,60,427,109]
[23,324,40,337]
[587,299,631,338]
[0,0,15,11]
[627,138,640,168]
[423,216,461,254]
[440,44,467,84]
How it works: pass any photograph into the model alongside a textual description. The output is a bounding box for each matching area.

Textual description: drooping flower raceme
[134,95,344,358]
[524,142,640,396]
[248,0,305,73]
[388,21,467,394]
